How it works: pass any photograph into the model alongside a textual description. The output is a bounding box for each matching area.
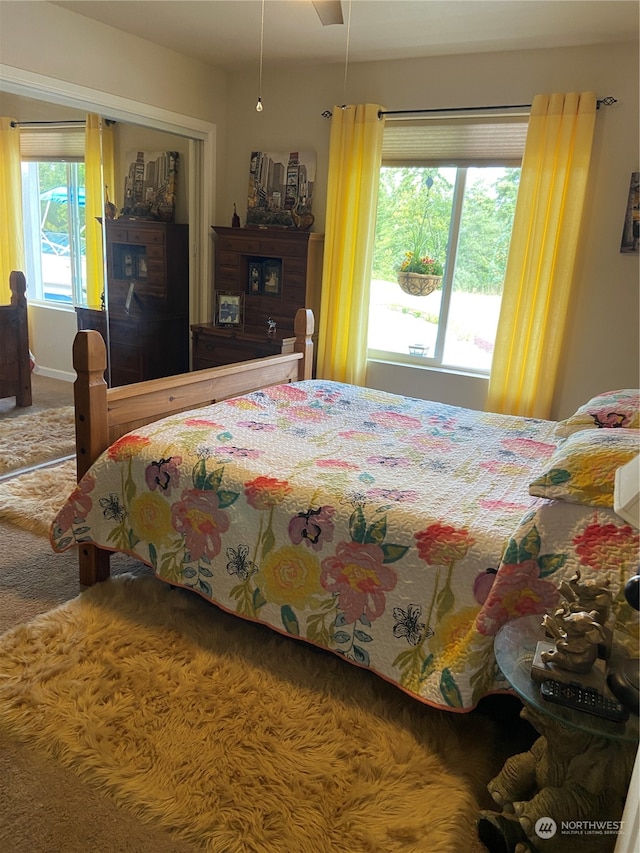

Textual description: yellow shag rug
[0,458,77,535]
[0,574,499,853]
[0,406,75,474]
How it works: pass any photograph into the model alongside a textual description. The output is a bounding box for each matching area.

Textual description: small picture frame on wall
[248,260,262,294]
[215,291,244,327]
[262,259,282,295]
[620,171,639,254]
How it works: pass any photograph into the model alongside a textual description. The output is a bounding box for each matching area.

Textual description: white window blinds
[18,126,85,161]
[381,116,529,167]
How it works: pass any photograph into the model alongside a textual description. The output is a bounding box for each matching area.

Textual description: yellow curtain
[0,117,25,302]
[486,92,597,419]
[102,120,116,214]
[316,104,385,386]
[84,113,109,308]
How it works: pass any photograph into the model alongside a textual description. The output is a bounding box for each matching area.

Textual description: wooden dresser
[76,219,189,387]
[195,226,323,369]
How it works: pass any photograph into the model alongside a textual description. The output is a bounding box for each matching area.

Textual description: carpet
[0,573,502,853]
[0,458,77,535]
[0,405,75,474]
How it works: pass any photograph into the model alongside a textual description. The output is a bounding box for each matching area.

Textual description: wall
[222,42,639,419]
[2,3,638,418]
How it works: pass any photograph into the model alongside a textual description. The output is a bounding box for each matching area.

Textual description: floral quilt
[50,381,639,711]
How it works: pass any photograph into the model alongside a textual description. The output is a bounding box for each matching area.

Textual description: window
[368,117,527,374]
[19,126,87,307]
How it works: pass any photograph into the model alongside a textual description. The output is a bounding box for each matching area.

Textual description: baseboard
[34,367,75,383]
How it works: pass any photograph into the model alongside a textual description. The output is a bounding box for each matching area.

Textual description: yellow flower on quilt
[260,545,323,608]
[430,606,480,672]
[129,492,174,545]
[529,429,640,507]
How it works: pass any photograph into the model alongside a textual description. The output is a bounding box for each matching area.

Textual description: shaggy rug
[0,574,501,853]
[0,405,75,474]
[0,458,77,535]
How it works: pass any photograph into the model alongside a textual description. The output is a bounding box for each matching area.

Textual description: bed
[0,271,32,407]
[50,310,639,712]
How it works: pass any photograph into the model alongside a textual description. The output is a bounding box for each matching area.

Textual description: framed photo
[137,254,148,279]
[262,259,282,295]
[248,260,262,294]
[620,171,639,254]
[123,251,135,279]
[215,291,243,327]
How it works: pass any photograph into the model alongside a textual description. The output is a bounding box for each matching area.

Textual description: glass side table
[478,614,638,853]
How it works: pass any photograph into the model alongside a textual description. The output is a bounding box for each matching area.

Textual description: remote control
[540,679,629,723]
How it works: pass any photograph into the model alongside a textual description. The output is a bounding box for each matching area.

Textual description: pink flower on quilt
[475,559,560,635]
[107,433,151,461]
[321,541,397,623]
[315,459,359,470]
[244,476,292,510]
[573,521,640,573]
[501,438,556,459]
[415,523,474,566]
[54,473,95,530]
[145,456,182,495]
[289,505,336,550]
[369,411,422,430]
[264,384,308,402]
[284,406,326,422]
[171,488,230,561]
[183,417,225,429]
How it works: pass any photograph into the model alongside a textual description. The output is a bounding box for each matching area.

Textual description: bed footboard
[73,307,314,585]
[0,271,32,407]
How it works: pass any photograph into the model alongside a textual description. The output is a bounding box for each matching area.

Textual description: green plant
[397,175,444,276]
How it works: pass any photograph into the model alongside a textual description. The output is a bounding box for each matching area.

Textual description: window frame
[367,115,527,376]
[21,159,87,308]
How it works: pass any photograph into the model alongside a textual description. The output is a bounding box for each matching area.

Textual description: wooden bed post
[73,330,111,585]
[9,271,32,407]
[294,308,314,380]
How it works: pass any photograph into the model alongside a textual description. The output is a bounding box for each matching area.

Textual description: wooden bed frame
[0,271,32,407]
[72,306,315,586]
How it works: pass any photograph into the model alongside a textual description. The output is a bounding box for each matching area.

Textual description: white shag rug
[0,406,75,474]
[0,574,499,853]
[0,458,77,535]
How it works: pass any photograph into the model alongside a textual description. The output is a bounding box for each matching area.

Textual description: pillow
[529,428,640,507]
[555,389,640,438]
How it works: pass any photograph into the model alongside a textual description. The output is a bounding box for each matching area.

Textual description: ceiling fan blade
[312,0,344,26]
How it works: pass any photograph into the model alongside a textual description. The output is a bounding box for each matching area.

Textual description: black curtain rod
[10,119,117,127]
[377,96,617,119]
[10,120,85,127]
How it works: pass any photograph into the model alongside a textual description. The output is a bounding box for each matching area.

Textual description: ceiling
[51,0,640,72]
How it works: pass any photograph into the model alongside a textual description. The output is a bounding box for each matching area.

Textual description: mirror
[0,87,207,471]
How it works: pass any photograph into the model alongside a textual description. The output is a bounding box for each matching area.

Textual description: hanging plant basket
[397,271,443,297]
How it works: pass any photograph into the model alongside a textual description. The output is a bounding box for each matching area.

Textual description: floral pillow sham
[529,428,640,507]
[555,389,640,438]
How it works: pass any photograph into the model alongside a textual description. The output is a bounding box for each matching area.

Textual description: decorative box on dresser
[76,219,189,387]
[192,226,323,371]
